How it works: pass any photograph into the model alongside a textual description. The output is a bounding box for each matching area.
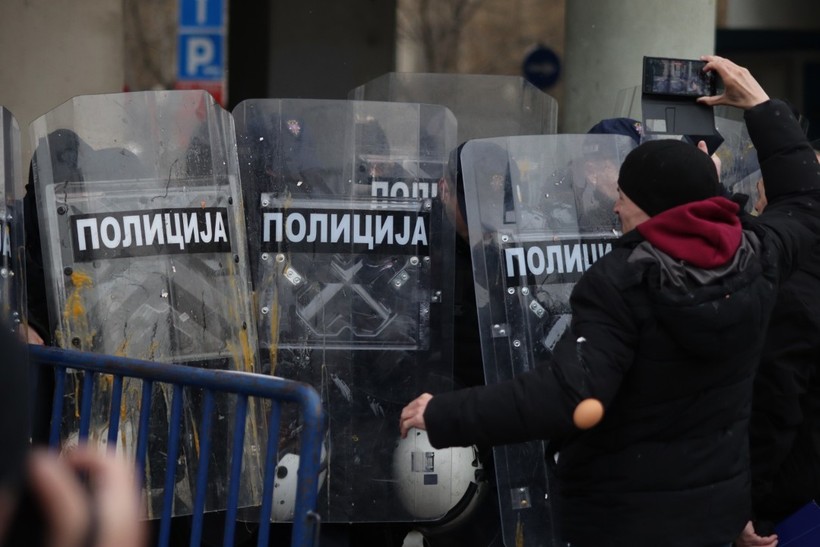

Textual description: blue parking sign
[178,33,223,81]
[180,0,224,28]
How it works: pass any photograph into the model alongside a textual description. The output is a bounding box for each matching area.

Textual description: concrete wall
[0,0,124,188]
[562,0,716,133]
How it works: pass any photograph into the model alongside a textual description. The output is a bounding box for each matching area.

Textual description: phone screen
[643,57,715,97]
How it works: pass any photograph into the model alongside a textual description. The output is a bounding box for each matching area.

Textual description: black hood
[631,232,773,360]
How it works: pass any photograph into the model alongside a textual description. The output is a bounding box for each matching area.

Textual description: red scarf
[636,197,742,269]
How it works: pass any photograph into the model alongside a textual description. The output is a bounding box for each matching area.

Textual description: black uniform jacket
[423,99,820,547]
[750,243,820,527]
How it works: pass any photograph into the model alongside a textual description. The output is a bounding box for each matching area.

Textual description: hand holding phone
[696,55,770,110]
[643,56,717,98]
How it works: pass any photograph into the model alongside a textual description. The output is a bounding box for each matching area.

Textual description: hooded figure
[400,57,820,546]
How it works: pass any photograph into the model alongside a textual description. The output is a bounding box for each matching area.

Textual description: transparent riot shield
[1,106,25,330]
[234,99,458,522]
[350,73,558,142]
[460,134,637,546]
[613,85,642,121]
[29,90,263,518]
[714,115,761,212]
[353,73,562,538]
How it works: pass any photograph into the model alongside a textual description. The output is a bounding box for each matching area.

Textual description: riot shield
[29,90,263,518]
[353,73,562,539]
[234,98,458,522]
[0,106,25,330]
[460,134,637,546]
[613,85,642,121]
[714,115,761,212]
[350,73,558,142]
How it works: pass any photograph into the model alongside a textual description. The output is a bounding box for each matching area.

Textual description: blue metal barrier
[29,345,325,547]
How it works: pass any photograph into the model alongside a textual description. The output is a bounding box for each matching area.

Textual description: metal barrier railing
[29,345,325,547]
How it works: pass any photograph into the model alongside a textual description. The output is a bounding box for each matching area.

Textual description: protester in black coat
[738,141,820,546]
[400,56,820,547]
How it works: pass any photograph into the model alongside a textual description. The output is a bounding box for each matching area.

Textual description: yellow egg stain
[191,408,201,457]
[226,207,269,497]
[66,270,93,317]
[268,291,280,376]
[63,270,93,348]
[224,311,263,486]
[267,198,292,375]
[515,514,524,547]
[223,271,256,373]
[61,270,96,419]
[97,373,117,419]
[241,287,266,499]
[239,327,254,373]
[227,334,253,374]
[145,339,159,361]
[119,412,128,450]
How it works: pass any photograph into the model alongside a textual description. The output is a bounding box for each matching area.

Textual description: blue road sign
[178,33,224,81]
[180,0,224,28]
[522,45,561,90]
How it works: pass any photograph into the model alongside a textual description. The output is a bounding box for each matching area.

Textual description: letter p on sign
[187,37,214,76]
[178,34,222,80]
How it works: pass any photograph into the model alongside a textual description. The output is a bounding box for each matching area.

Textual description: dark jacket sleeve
[747,99,820,201]
[424,264,638,449]
[749,268,820,523]
[747,99,820,280]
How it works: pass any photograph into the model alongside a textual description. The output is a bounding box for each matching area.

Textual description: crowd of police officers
[1,60,818,547]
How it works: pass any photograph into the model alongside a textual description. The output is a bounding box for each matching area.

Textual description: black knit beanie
[618,139,720,217]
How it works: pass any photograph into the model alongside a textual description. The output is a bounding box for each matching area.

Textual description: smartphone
[642,56,717,98]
